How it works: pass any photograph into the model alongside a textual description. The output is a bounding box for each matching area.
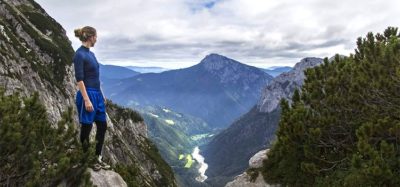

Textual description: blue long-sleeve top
[73,46,101,89]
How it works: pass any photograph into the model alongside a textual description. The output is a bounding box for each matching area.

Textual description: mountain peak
[199,53,241,71]
[293,57,323,71]
[203,53,228,60]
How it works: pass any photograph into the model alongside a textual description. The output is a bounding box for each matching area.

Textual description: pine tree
[0,89,92,186]
[262,27,400,186]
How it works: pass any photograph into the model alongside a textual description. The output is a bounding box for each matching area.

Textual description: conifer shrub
[262,27,400,186]
[0,89,91,186]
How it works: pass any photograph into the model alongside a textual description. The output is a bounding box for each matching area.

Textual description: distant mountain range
[99,64,140,79]
[102,53,273,130]
[125,66,170,73]
[262,66,292,77]
[201,57,323,186]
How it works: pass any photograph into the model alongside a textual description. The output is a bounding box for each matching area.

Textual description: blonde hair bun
[74,28,83,37]
[74,26,96,42]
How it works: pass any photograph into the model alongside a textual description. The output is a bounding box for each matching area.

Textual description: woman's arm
[77,81,94,112]
[74,51,93,112]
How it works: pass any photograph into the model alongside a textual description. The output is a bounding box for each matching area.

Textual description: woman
[73,26,110,171]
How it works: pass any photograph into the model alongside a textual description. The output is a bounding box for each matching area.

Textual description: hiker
[73,26,110,171]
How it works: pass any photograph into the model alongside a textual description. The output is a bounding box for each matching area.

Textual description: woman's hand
[84,99,94,112]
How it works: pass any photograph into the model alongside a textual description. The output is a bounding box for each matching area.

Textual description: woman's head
[74,26,97,46]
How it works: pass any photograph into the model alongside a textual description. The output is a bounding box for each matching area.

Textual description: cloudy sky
[36,0,400,69]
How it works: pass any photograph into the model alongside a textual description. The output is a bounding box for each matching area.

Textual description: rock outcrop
[89,169,128,187]
[257,57,323,113]
[225,149,278,187]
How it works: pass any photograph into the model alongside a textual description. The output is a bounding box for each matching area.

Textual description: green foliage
[114,164,140,187]
[141,138,177,187]
[143,112,193,160]
[0,89,91,186]
[106,100,144,123]
[246,168,260,182]
[262,27,400,186]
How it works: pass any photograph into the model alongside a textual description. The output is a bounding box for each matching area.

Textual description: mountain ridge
[126,66,170,73]
[100,63,140,79]
[103,53,273,130]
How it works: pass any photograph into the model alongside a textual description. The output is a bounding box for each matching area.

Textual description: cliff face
[0,0,76,124]
[0,0,177,186]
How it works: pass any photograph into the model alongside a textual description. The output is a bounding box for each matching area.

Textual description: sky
[35,0,400,69]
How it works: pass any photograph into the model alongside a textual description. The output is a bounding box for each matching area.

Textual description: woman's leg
[80,123,93,153]
[94,120,107,156]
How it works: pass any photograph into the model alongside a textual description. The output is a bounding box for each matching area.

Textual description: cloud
[36,0,400,69]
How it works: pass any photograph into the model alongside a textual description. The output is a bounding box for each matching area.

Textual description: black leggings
[80,121,107,156]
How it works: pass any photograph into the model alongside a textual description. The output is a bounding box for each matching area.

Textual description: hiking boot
[97,155,111,170]
[92,163,102,171]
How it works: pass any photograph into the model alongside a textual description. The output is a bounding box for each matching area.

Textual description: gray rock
[249,149,268,169]
[225,149,279,187]
[89,168,128,187]
[225,172,276,187]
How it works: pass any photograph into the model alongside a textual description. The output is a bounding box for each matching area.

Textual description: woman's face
[89,35,97,47]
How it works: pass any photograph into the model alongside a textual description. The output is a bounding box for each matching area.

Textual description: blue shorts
[75,88,106,124]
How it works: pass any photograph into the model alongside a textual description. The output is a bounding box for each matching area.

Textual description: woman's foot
[92,163,102,171]
[96,155,111,170]
[91,155,111,171]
